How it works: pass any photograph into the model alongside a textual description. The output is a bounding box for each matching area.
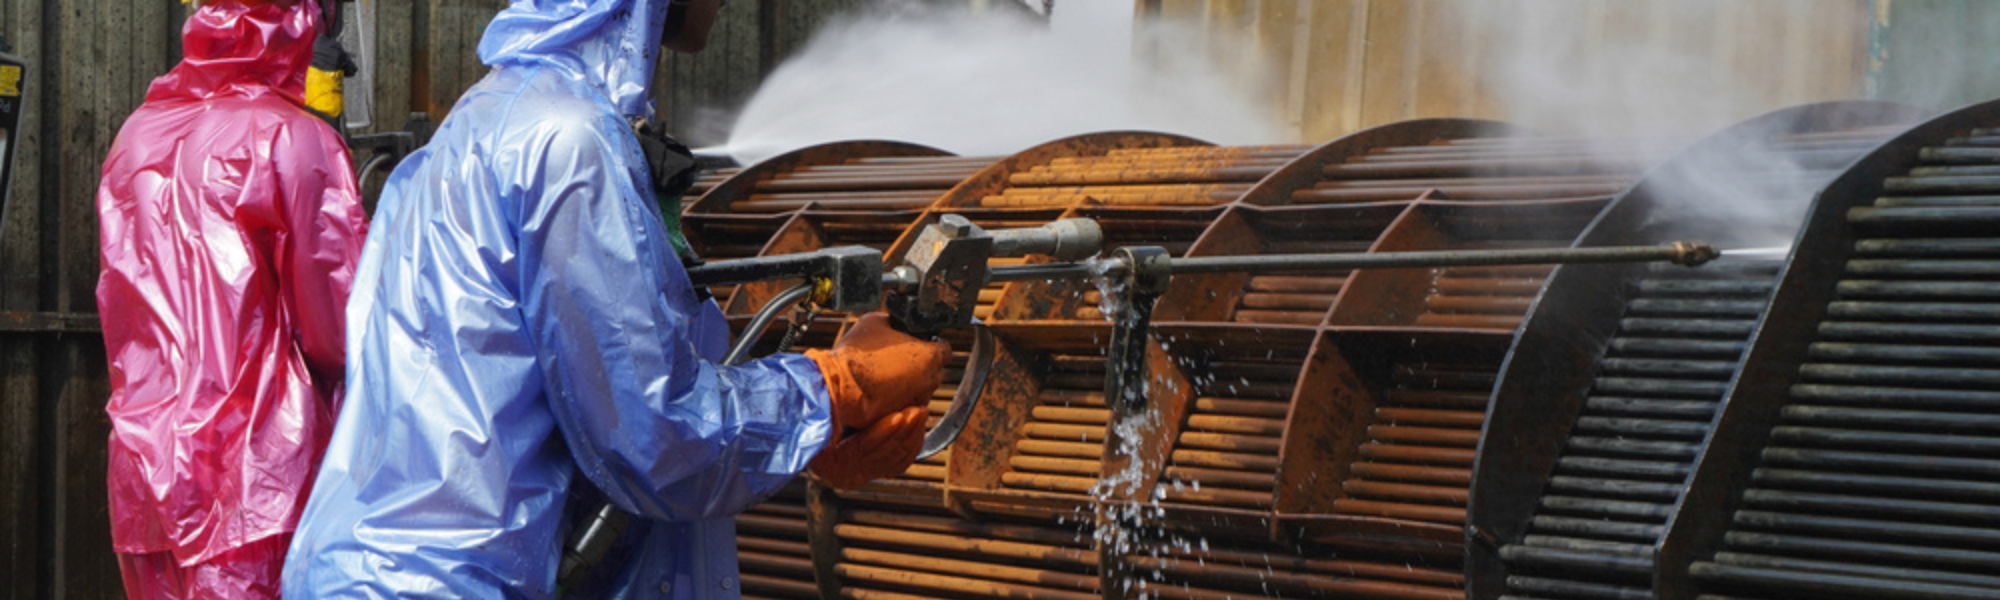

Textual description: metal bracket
[1104,246,1172,415]
[684,245,883,312]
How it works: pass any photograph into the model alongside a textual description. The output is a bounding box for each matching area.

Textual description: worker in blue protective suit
[281,0,951,598]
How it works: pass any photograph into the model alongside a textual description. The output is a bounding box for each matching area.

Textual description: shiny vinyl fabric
[283,1,835,598]
[95,0,364,585]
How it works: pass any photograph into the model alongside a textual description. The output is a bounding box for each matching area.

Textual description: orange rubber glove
[810,406,927,489]
[805,313,950,432]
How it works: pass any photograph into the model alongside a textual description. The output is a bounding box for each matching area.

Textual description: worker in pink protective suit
[94,0,367,598]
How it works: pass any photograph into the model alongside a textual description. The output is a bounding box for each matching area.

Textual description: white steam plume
[713,3,1284,163]
[1459,0,1924,249]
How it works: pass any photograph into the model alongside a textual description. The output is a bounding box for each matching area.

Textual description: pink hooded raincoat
[94,0,364,595]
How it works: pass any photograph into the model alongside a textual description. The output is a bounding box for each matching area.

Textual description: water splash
[1086,255,1127,323]
[1079,270,1223,595]
[1722,246,1791,258]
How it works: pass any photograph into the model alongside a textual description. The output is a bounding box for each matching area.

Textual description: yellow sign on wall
[0,65,21,97]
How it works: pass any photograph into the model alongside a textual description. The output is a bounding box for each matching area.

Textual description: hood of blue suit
[479,0,667,118]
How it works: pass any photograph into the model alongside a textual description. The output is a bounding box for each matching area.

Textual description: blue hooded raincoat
[282,1,835,598]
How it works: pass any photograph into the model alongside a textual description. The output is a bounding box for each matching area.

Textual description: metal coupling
[1670,241,1722,267]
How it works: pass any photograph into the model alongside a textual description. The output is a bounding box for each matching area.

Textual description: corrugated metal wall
[0,2,185,597]
[393,0,870,141]
[1871,0,2000,110]
[1142,0,1876,141]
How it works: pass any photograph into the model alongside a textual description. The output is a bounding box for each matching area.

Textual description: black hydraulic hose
[357,153,394,187]
[722,282,816,366]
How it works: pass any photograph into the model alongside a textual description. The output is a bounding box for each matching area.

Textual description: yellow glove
[305,66,345,118]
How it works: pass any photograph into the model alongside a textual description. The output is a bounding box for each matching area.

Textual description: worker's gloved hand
[809,406,926,489]
[806,313,950,432]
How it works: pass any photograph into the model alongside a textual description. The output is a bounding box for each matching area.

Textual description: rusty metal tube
[735,514,808,536]
[1163,467,1275,490]
[739,551,816,577]
[1733,511,2000,548]
[1759,447,2000,479]
[842,511,1090,547]
[1500,545,1653,575]
[1427,296,1534,313]
[1350,462,1471,486]
[1240,292,1338,310]
[737,537,811,556]
[1546,476,1680,501]
[1018,439,1106,459]
[1530,515,1662,541]
[1709,553,2000,596]
[1146,545,1466,586]
[1619,316,1755,338]
[1040,389,1109,407]
[1538,496,1673,520]
[738,573,819,598]
[1192,397,1289,417]
[1391,390,1493,409]
[1393,365,1498,388]
[1001,473,1099,493]
[1591,376,1728,397]
[1506,576,1652,599]
[1292,183,1625,202]
[839,547,1098,591]
[1573,416,1711,439]
[1171,449,1279,472]
[1326,157,1645,178]
[1231,309,1322,325]
[1175,432,1283,453]
[1773,425,2000,454]
[1434,277,1545,295]
[1375,408,1483,428]
[835,523,1096,564]
[1008,166,1277,186]
[1607,337,1748,357]
[1564,436,1700,459]
[1030,406,1111,424]
[1127,556,1463,600]
[1691,561,2000,600]
[901,464,946,480]
[1921,147,2000,163]
[1183,415,1284,435]
[1312,173,1632,189]
[1158,487,1271,508]
[1342,480,1468,505]
[1022,422,1106,442]
[1357,444,1475,465]
[1883,175,2000,193]
[1411,314,1522,329]
[1009,455,1103,476]
[1332,498,1464,523]
[1367,425,1480,448]
[835,563,1100,600]
[1556,456,1692,479]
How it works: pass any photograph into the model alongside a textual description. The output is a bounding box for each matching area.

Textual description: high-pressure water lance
[556,214,1720,591]
[684,216,1718,456]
